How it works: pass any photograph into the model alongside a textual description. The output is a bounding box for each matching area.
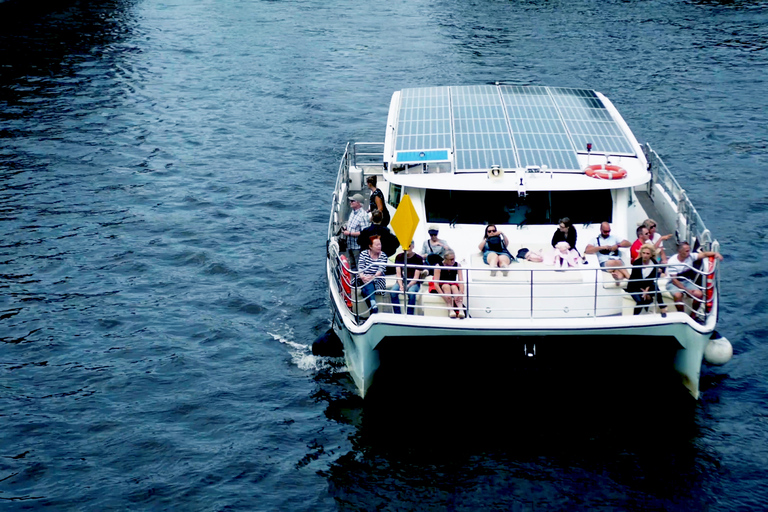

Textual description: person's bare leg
[487,253,499,276]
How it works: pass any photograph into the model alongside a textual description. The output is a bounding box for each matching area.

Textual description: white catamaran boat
[326,84,729,399]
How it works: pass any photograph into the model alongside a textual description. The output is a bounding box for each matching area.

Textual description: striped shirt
[357,250,388,291]
[346,208,370,250]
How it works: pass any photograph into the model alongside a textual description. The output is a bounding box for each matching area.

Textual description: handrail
[327,142,386,241]
[327,143,351,240]
[644,143,717,253]
[352,142,384,168]
[328,250,718,325]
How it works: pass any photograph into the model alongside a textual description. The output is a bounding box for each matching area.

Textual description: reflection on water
[319,348,715,511]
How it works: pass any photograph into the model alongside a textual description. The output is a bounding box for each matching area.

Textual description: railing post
[593,268,598,317]
[464,266,470,318]
[529,269,534,319]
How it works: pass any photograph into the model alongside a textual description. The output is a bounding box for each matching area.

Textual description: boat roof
[382,84,650,190]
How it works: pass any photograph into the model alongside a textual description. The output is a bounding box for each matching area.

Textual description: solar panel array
[393,85,635,171]
[548,87,635,155]
[451,85,517,171]
[499,85,580,170]
[394,87,451,152]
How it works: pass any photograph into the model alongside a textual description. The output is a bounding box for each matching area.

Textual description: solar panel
[394,87,451,153]
[548,87,635,155]
[451,85,517,172]
[499,85,581,170]
[391,85,636,172]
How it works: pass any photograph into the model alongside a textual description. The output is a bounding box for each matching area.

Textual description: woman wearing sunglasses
[478,224,514,276]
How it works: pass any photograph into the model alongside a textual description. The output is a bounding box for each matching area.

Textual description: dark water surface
[1,0,767,509]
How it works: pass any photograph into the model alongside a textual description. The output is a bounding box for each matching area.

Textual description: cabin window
[424,189,613,225]
[388,183,402,208]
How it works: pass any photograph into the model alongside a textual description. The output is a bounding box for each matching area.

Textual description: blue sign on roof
[396,150,450,162]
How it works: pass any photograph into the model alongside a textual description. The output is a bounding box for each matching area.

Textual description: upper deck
[383,85,650,191]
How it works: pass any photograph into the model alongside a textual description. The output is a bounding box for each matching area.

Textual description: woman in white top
[642,218,673,264]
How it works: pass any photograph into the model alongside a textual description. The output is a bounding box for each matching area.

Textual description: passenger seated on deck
[630,225,651,261]
[585,222,631,281]
[389,241,424,315]
[545,241,581,268]
[643,218,673,265]
[665,241,723,316]
[551,217,578,251]
[421,225,451,269]
[434,250,465,319]
[356,235,388,314]
[478,224,514,276]
[358,210,399,258]
[627,242,668,316]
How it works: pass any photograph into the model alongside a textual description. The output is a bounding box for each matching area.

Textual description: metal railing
[352,142,385,169]
[644,143,716,253]
[328,249,719,326]
[327,142,385,240]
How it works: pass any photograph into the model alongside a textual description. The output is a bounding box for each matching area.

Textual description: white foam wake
[268,331,336,372]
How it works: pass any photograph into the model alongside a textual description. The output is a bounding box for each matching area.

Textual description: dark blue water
[1,0,767,509]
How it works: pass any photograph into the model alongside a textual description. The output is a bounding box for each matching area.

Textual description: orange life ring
[339,254,352,308]
[706,255,715,313]
[584,164,627,180]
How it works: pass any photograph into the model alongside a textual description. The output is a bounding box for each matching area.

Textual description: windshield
[425,189,613,225]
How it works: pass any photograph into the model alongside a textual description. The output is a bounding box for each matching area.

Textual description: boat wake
[268,331,345,372]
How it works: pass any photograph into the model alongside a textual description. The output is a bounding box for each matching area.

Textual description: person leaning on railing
[357,235,388,314]
[665,241,723,316]
[627,242,668,317]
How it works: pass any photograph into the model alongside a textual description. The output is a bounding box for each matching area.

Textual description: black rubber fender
[312,328,343,357]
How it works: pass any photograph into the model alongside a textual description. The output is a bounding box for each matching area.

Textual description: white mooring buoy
[704,332,733,365]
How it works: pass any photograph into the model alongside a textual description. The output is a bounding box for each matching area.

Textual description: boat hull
[331,297,713,400]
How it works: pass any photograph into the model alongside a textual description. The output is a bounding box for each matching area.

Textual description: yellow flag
[389,194,420,250]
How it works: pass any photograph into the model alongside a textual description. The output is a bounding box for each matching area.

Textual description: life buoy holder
[584,164,627,180]
[339,254,353,308]
[705,255,715,313]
